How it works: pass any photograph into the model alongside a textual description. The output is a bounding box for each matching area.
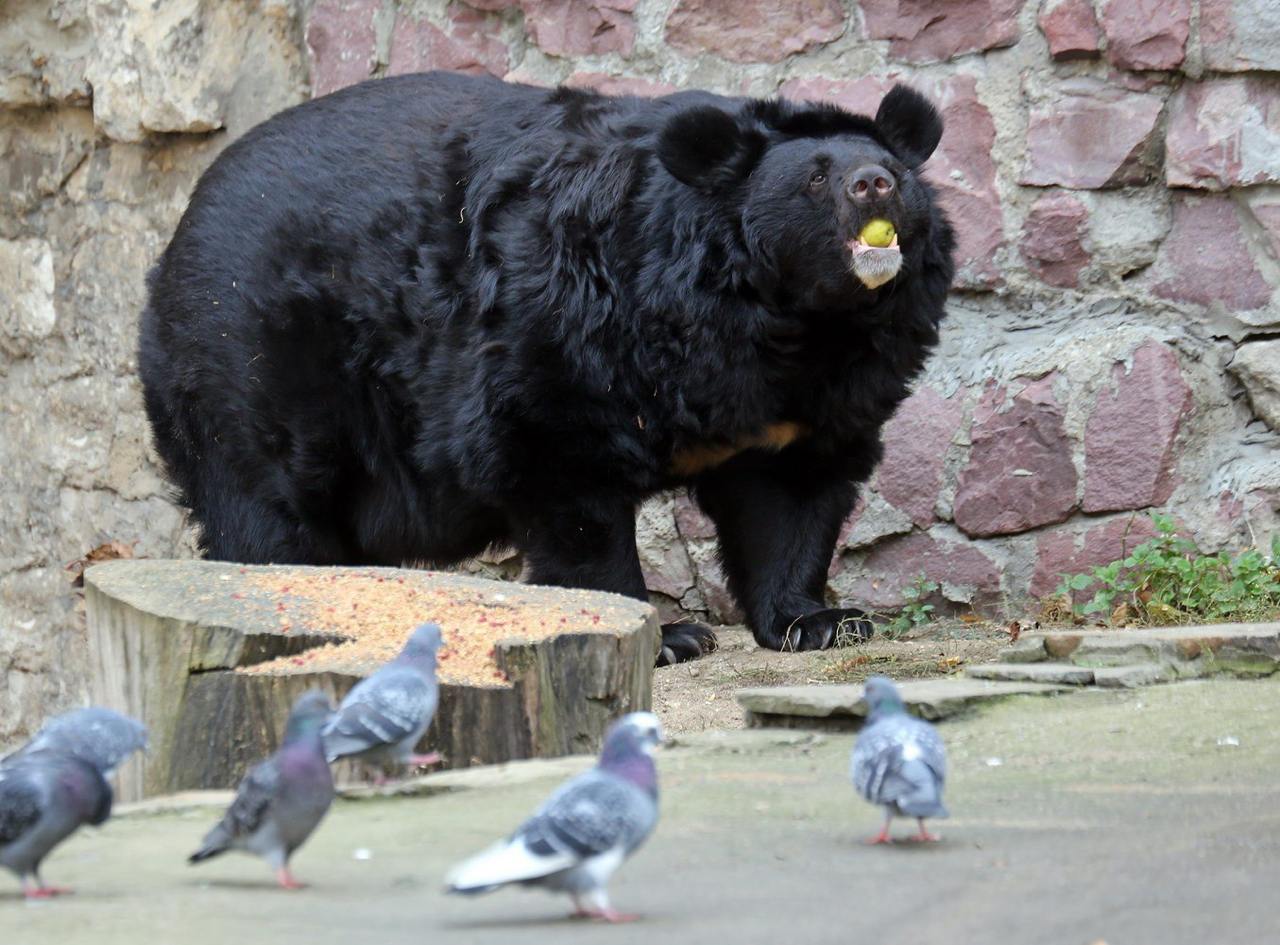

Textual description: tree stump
[84,560,658,802]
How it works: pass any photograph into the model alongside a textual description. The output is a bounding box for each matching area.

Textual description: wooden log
[84,560,657,801]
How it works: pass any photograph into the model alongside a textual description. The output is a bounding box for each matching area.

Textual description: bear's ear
[874,84,943,169]
[657,106,765,192]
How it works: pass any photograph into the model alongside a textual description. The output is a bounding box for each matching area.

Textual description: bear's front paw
[776,608,875,652]
[657,622,718,666]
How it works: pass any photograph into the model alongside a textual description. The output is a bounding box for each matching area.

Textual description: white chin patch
[849,237,902,290]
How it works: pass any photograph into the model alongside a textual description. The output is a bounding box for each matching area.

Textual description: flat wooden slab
[85,560,658,801]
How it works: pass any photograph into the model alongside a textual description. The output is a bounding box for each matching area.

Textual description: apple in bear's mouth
[848,234,902,290]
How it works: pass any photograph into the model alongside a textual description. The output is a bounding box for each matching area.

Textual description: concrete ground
[7,679,1280,944]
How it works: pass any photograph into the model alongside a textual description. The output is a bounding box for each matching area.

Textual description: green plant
[1053,514,1280,625]
[885,574,939,638]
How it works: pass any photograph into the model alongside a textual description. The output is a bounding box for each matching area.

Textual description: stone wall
[2,0,1278,741]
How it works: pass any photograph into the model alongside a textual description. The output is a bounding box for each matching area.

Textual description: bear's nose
[846,165,895,202]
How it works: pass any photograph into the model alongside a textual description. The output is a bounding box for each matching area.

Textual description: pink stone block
[1199,0,1280,72]
[1020,192,1090,288]
[1020,79,1163,188]
[876,386,965,527]
[306,0,380,99]
[841,531,1001,611]
[1031,514,1160,597]
[1099,0,1188,71]
[954,376,1078,538]
[522,0,637,58]
[859,0,1021,64]
[1082,343,1192,514]
[664,0,845,64]
[1038,0,1101,60]
[1165,78,1280,190]
[1146,195,1273,311]
[388,8,509,78]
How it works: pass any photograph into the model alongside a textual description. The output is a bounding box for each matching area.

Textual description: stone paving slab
[1091,663,1176,688]
[736,677,1069,729]
[966,662,1096,685]
[979,622,1280,698]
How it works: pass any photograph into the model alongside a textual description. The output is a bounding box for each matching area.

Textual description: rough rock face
[387,8,509,77]
[1083,344,1193,514]
[665,0,844,64]
[1099,0,1190,71]
[306,0,379,96]
[522,0,637,57]
[1021,79,1164,188]
[954,378,1078,538]
[3,0,1280,744]
[1165,78,1280,190]
[1230,341,1280,431]
[875,387,965,528]
[1038,0,1101,60]
[1021,192,1090,288]
[1031,515,1161,598]
[858,0,1022,63]
[1200,0,1280,71]
[1145,195,1274,312]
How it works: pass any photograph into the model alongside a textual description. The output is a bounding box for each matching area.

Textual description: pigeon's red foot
[864,828,893,845]
[275,869,307,890]
[572,909,640,923]
[25,880,73,896]
[408,752,443,767]
[908,825,940,843]
[25,886,73,899]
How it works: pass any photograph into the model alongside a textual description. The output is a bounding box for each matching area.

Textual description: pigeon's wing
[522,773,646,858]
[0,767,43,845]
[221,759,280,840]
[323,668,435,760]
[912,718,947,785]
[853,717,947,811]
[446,772,648,893]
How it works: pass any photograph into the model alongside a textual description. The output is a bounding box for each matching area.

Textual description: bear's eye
[808,171,827,190]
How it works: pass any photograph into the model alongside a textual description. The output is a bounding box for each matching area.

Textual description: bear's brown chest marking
[670,422,808,477]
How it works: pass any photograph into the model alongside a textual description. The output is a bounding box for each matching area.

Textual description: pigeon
[850,675,948,844]
[446,711,663,923]
[323,623,443,774]
[189,691,335,889]
[0,750,113,898]
[3,707,148,777]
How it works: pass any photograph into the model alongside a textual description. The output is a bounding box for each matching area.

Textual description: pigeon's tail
[445,837,574,894]
[322,730,375,765]
[188,827,231,864]
[895,759,948,819]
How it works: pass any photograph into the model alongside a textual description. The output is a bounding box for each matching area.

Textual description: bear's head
[657,85,947,313]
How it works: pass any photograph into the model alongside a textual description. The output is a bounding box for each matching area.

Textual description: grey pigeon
[0,750,112,898]
[189,691,334,889]
[850,675,948,844]
[446,712,663,923]
[4,707,148,777]
[323,623,442,774]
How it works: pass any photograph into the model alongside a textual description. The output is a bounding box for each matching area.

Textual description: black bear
[139,72,954,665]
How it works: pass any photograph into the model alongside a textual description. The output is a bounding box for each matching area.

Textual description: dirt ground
[651,620,1012,733]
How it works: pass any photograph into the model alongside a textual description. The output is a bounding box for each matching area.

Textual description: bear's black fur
[139,72,954,664]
